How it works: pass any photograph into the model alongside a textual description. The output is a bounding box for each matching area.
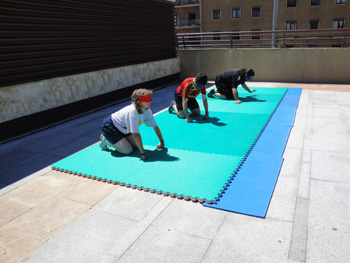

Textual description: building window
[308,45,318,48]
[311,0,321,6]
[231,32,240,40]
[252,30,261,40]
[213,9,221,20]
[333,19,345,28]
[335,0,346,4]
[188,12,196,25]
[232,8,241,18]
[286,21,296,30]
[309,20,320,29]
[213,32,221,40]
[287,0,297,7]
[174,13,178,27]
[252,7,261,17]
[331,45,342,47]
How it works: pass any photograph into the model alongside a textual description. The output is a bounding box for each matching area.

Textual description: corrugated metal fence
[0,0,176,88]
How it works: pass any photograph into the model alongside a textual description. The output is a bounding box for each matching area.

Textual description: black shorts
[215,78,236,100]
[174,92,199,111]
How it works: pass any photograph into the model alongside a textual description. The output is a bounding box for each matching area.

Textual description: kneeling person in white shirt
[100,89,164,160]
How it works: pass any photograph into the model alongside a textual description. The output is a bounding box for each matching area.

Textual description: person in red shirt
[168,73,209,123]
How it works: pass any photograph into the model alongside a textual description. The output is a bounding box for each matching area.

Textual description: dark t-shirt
[216,69,246,89]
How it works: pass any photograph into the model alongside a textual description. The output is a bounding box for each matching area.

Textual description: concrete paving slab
[56,173,118,206]
[0,197,31,227]
[312,107,345,119]
[94,186,165,221]
[106,196,173,260]
[311,118,350,153]
[307,226,350,263]
[280,148,303,176]
[284,127,305,150]
[201,214,293,263]
[152,198,227,240]
[10,196,90,239]
[21,209,137,263]
[309,180,350,233]
[0,223,46,263]
[311,151,350,183]
[273,171,299,197]
[118,224,212,263]
[4,171,74,207]
[266,193,296,222]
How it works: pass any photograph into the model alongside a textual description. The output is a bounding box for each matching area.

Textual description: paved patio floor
[1,82,350,263]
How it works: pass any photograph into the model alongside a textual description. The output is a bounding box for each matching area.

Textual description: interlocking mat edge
[204,88,302,217]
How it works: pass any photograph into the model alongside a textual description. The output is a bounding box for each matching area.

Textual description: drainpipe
[200,0,202,33]
[272,0,279,47]
[200,0,203,46]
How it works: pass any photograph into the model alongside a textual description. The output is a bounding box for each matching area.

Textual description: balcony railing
[176,19,201,27]
[177,28,350,48]
[174,0,200,6]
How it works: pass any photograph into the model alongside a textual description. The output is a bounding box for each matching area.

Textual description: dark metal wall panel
[0,0,176,88]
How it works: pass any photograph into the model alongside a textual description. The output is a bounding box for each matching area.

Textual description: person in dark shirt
[168,73,209,123]
[208,68,256,104]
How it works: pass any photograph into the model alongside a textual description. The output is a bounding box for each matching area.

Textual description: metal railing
[174,0,200,5]
[176,19,201,27]
[177,28,350,49]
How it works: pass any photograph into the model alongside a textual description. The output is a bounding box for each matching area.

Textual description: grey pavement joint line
[199,213,229,263]
[103,196,173,260]
[288,197,309,262]
[288,94,311,263]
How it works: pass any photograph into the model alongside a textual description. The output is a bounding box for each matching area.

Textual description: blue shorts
[101,116,131,144]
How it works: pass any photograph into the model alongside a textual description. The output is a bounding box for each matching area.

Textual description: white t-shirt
[111,104,157,134]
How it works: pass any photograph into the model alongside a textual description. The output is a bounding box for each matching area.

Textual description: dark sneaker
[168,101,175,113]
[207,89,215,98]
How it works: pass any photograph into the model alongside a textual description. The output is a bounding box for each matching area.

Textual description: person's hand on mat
[235,100,242,104]
[203,112,209,120]
[250,89,256,93]
[186,117,193,123]
[156,140,165,149]
[140,152,147,160]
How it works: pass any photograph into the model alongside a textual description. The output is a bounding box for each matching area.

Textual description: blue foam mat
[250,125,292,157]
[204,154,284,218]
[204,88,301,217]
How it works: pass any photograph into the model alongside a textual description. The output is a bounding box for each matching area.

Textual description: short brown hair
[131,89,153,100]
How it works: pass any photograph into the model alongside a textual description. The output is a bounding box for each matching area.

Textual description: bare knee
[177,111,186,119]
[112,139,133,155]
[118,146,133,155]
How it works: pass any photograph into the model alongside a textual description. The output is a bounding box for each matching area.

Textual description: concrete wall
[178,48,350,83]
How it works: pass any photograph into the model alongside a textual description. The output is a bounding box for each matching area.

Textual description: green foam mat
[52,144,242,201]
[52,87,287,203]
